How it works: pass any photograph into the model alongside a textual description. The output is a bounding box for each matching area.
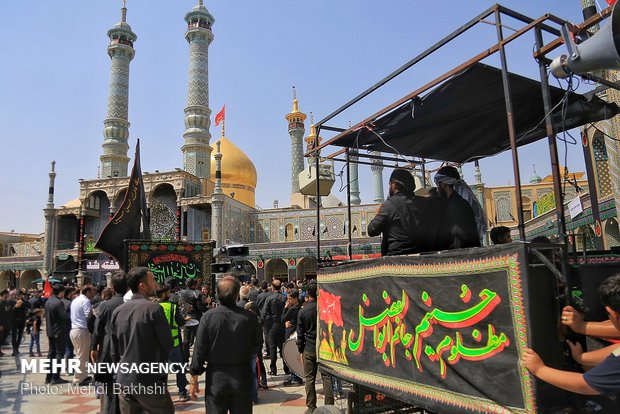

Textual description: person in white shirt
[70,285,95,385]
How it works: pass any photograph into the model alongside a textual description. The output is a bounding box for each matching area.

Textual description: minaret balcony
[110,38,134,47]
[188,21,211,30]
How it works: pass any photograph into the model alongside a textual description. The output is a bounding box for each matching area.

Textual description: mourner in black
[190,276,262,414]
[45,284,70,384]
[11,291,30,355]
[434,165,484,249]
[297,282,334,412]
[368,168,433,256]
[261,279,287,376]
[282,288,303,386]
[178,278,207,363]
[111,267,174,414]
[91,271,128,414]
[0,290,9,355]
[255,281,272,358]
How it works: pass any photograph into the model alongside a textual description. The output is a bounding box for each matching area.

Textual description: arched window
[496,197,512,222]
[285,223,294,242]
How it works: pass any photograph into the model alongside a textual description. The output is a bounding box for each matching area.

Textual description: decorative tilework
[101,42,133,178]
[183,30,211,178]
[150,197,176,240]
[496,197,511,222]
[606,218,620,247]
[290,127,305,194]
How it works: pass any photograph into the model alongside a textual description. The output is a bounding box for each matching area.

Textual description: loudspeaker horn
[551,1,620,78]
[211,262,232,273]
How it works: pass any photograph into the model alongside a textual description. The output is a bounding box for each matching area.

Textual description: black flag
[95,139,150,269]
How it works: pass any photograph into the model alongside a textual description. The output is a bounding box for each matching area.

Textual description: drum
[282,337,304,378]
[184,319,199,327]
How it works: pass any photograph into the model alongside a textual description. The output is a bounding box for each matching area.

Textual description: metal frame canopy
[321,62,616,164]
[307,3,619,261]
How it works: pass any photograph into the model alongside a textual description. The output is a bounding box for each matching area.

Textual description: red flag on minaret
[215,105,225,126]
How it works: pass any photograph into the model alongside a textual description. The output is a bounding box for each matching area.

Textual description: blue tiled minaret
[370,151,385,203]
[100,1,137,178]
[182,0,215,179]
[286,87,307,195]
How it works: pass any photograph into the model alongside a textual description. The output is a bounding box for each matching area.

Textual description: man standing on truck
[368,168,433,256]
[434,165,484,248]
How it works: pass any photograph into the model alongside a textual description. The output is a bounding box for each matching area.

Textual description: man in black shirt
[261,279,287,376]
[297,282,334,412]
[368,168,433,256]
[178,278,206,363]
[44,284,69,384]
[11,291,31,356]
[0,289,10,356]
[255,281,271,358]
[111,267,174,414]
[248,278,260,303]
[90,271,127,414]
[282,288,303,386]
[190,276,261,414]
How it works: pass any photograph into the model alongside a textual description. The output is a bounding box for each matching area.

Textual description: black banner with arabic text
[317,243,556,414]
[126,241,212,286]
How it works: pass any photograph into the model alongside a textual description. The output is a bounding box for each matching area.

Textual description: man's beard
[389,187,395,197]
[437,185,447,198]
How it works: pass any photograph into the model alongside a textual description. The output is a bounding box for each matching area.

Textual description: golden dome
[210,136,257,207]
[305,123,322,149]
[62,198,81,208]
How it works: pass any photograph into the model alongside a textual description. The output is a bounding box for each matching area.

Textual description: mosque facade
[1,0,620,289]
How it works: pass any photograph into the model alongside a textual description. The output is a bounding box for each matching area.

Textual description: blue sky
[0,1,597,233]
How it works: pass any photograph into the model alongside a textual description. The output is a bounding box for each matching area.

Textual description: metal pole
[346,149,353,259]
[535,28,568,246]
[495,9,526,240]
[315,130,321,261]
[535,27,571,295]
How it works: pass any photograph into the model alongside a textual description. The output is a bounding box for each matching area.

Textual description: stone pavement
[0,334,345,414]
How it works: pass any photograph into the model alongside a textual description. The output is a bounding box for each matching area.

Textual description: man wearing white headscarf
[434,165,486,249]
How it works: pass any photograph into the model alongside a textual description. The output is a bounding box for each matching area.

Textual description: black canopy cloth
[331,63,619,163]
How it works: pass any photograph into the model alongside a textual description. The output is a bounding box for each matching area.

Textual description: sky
[0,0,601,234]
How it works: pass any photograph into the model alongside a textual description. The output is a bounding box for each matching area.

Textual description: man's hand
[567,340,584,365]
[90,350,98,363]
[561,306,585,333]
[189,375,200,400]
[522,347,545,375]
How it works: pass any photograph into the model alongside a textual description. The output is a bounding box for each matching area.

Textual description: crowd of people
[0,287,45,357]
[0,271,332,414]
[6,166,617,413]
